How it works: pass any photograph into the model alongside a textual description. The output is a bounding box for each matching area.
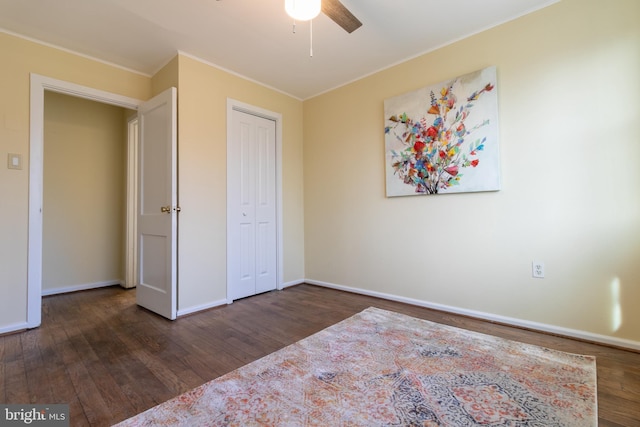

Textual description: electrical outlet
[532,261,545,278]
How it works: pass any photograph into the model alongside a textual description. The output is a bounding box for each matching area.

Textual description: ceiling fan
[285,0,362,33]
[321,0,362,33]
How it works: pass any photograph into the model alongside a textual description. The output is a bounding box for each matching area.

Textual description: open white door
[136,87,178,320]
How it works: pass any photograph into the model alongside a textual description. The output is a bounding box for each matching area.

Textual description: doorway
[28,74,142,328]
[41,91,134,296]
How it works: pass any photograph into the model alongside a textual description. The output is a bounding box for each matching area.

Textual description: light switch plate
[8,153,22,170]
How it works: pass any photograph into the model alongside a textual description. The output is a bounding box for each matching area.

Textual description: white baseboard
[42,280,122,296]
[177,298,229,317]
[0,321,29,335]
[305,279,640,352]
[280,279,305,289]
[177,279,305,317]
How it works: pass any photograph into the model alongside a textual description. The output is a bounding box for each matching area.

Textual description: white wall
[303,0,640,346]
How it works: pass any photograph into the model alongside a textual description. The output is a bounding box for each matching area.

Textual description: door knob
[160,205,171,213]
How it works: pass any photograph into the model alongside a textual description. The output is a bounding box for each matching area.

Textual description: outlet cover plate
[532,261,545,278]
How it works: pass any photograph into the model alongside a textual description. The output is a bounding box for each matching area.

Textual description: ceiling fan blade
[322,0,362,33]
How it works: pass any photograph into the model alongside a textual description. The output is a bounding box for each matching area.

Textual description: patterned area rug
[114,307,597,426]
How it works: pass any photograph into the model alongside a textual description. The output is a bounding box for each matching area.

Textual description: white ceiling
[0,0,558,100]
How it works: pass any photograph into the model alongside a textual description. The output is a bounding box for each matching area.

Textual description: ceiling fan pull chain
[310,20,313,57]
[292,19,297,34]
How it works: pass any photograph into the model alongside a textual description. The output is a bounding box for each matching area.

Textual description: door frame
[124,116,139,289]
[28,74,142,328]
[226,99,284,302]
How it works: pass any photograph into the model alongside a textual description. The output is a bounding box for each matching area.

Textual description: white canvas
[384,66,500,197]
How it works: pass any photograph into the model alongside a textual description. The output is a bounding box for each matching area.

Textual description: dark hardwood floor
[1,284,639,426]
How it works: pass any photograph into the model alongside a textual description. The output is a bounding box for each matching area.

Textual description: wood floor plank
[3,333,30,404]
[3,284,639,426]
[21,329,55,404]
[44,325,91,426]
[113,321,204,397]
[56,325,117,426]
[78,323,169,413]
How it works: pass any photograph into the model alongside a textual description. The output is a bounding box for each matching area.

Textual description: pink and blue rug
[115,307,597,426]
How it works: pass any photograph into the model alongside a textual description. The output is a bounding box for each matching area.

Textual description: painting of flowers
[384,66,500,197]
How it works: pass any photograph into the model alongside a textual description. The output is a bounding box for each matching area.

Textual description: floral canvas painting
[384,66,500,197]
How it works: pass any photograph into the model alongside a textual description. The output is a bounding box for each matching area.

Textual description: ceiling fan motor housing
[285,0,321,21]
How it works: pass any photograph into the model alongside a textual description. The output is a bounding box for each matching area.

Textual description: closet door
[228,109,277,301]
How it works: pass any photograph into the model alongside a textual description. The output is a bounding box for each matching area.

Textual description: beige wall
[0,32,151,330]
[0,31,305,330]
[303,0,640,344]
[42,92,128,292]
[3,0,636,347]
[151,55,179,96]
[150,54,305,313]
[175,54,305,311]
